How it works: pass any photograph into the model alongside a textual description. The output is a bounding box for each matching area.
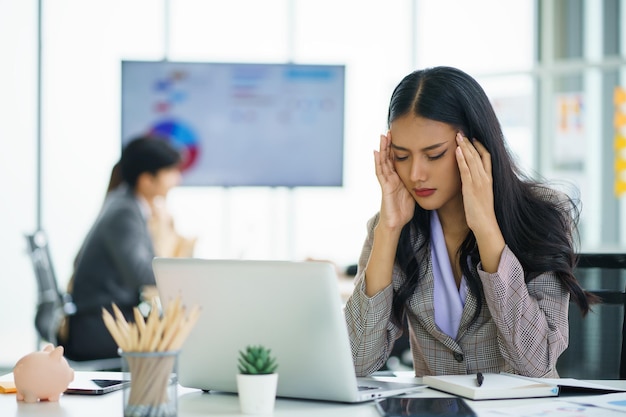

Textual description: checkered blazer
[344,212,570,378]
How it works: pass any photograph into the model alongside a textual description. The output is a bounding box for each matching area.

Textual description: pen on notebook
[476,372,484,387]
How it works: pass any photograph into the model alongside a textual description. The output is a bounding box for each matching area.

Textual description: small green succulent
[238,345,278,375]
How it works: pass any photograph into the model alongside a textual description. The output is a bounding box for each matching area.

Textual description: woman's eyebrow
[390,141,448,152]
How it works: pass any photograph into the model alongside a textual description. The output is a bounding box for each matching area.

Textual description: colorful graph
[145,70,199,173]
[149,119,199,172]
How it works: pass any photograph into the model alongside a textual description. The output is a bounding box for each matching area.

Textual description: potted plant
[236,345,279,415]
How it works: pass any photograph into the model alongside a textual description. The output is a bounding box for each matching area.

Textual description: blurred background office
[1,0,625,369]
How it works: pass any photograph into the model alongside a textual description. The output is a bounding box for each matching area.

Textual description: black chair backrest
[557,253,626,379]
[24,231,123,371]
[577,253,626,269]
[25,230,65,345]
[580,254,626,380]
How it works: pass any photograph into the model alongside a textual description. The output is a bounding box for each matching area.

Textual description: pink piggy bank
[13,344,75,403]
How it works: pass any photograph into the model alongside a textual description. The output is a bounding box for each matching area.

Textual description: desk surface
[1,372,626,417]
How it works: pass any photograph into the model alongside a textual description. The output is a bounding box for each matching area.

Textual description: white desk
[1,372,626,417]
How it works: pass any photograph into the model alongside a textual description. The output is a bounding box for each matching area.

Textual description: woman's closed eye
[394,150,447,162]
[426,149,447,161]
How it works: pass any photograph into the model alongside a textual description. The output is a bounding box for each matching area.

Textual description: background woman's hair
[120,135,182,188]
[387,66,596,325]
[106,161,123,195]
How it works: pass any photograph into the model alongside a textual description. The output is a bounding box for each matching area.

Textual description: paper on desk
[0,381,16,394]
[500,373,626,394]
[477,402,626,417]
[564,392,626,413]
[0,373,15,394]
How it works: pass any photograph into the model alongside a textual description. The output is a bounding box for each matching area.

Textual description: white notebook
[422,373,559,400]
[424,373,626,401]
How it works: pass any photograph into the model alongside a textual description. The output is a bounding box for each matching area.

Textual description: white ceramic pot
[236,373,279,415]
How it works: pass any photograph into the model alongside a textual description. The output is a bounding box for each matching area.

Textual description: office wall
[0,0,39,363]
[0,0,546,367]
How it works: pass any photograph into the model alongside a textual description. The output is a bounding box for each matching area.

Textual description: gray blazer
[71,185,156,314]
[345,212,570,378]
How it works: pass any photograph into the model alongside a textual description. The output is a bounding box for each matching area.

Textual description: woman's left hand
[455,133,495,231]
[455,132,505,272]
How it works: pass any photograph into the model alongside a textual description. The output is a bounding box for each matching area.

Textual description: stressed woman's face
[389,115,462,212]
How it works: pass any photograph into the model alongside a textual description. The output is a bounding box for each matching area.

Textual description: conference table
[2,371,626,416]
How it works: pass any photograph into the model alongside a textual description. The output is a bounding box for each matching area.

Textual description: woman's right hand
[374,132,415,231]
[365,132,415,297]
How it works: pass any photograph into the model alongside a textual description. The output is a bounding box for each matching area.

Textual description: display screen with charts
[121,60,346,187]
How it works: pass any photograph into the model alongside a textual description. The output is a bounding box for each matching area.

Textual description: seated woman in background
[344,66,598,378]
[63,136,185,361]
[106,160,197,259]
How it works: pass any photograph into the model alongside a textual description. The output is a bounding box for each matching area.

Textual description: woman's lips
[414,188,435,197]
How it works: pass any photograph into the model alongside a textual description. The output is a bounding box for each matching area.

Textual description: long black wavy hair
[388,66,597,325]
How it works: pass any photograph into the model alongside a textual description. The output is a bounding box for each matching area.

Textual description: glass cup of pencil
[121,350,179,417]
[102,297,201,417]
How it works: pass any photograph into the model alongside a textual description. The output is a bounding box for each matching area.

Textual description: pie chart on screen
[149,119,199,172]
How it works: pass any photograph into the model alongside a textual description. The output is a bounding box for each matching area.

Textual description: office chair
[557,253,626,379]
[24,230,121,371]
[578,253,626,380]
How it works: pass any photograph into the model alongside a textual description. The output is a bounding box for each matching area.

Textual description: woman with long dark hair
[344,66,597,378]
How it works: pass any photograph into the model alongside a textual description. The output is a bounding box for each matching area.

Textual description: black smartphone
[65,379,130,395]
[375,397,477,417]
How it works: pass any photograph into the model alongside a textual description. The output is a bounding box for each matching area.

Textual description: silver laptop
[152,258,425,403]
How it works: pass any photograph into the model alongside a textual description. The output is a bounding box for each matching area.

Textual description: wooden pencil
[101,297,201,413]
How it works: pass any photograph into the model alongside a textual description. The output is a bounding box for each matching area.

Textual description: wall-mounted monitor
[121,60,345,187]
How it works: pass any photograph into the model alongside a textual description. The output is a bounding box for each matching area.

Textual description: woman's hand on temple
[455,132,505,272]
[374,132,415,231]
[454,133,496,232]
[365,132,414,297]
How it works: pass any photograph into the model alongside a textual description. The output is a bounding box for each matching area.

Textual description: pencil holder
[121,350,179,417]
